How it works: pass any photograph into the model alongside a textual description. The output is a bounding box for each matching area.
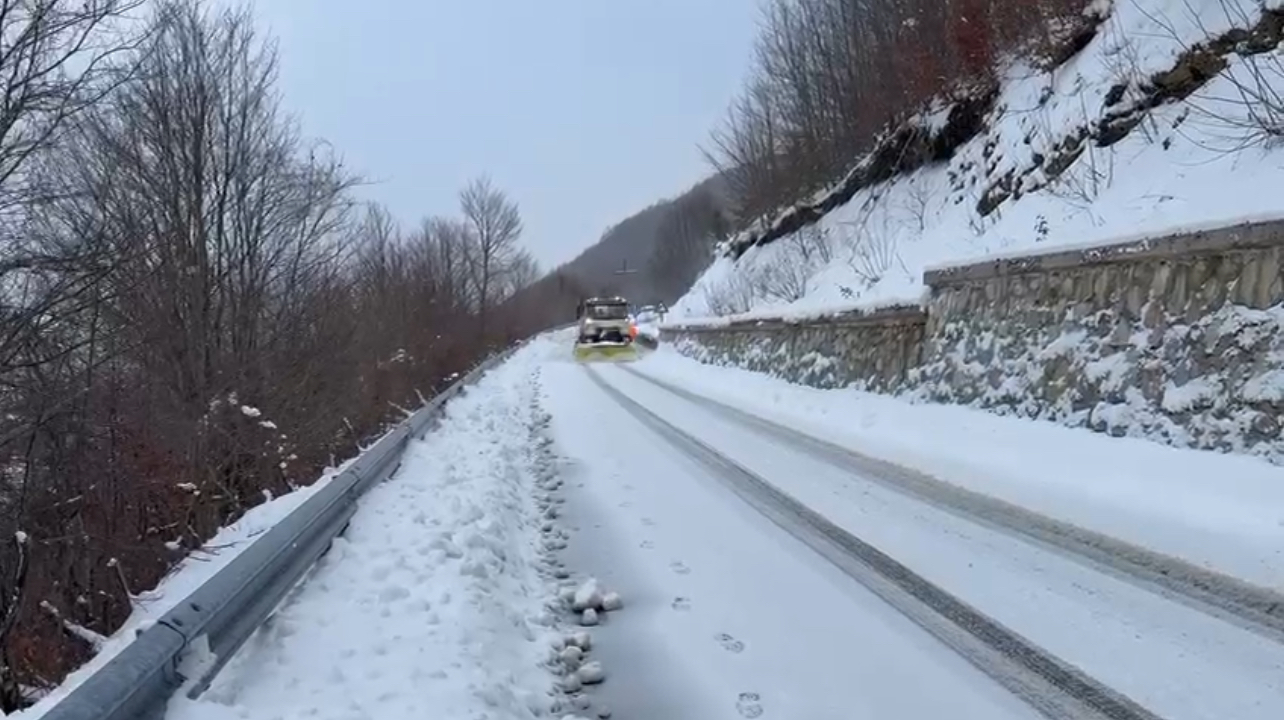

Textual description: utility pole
[609,259,639,306]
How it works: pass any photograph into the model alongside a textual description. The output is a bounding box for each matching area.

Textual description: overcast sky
[242,0,760,268]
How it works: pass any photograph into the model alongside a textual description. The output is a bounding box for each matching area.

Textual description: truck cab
[577,297,633,344]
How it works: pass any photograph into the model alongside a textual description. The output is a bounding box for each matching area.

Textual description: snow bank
[634,347,1284,588]
[169,341,562,720]
[15,462,355,719]
[673,0,1284,325]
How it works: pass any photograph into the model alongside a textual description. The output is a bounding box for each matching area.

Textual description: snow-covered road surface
[616,365,1284,641]
[573,360,1284,720]
[541,357,1042,720]
[634,348,1284,589]
[157,333,1284,720]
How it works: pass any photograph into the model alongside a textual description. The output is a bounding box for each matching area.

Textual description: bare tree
[0,2,551,703]
[647,183,730,300]
[0,0,368,695]
[459,175,522,344]
[705,0,1092,222]
[501,250,540,298]
[416,216,476,314]
[0,533,30,708]
[0,0,146,221]
[0,0,152,704]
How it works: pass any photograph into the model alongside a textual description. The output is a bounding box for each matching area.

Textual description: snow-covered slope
[673,0,1284,323]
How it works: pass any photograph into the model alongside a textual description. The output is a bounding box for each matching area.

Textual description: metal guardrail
[39,336,538,720]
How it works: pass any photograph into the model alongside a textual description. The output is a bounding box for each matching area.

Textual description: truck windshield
[587,304,629,320]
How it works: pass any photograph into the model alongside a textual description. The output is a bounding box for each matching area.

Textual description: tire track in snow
[620,365,1284,646]
[585,366,1162,720]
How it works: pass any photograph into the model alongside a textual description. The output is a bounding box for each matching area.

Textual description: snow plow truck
[574,296,640,362]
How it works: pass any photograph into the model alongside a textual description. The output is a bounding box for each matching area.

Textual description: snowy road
[542,347,1284,720]
[543,361,1043,720]
[162,334,1284,720]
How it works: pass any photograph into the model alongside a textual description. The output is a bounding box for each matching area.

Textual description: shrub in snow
[561,674,583,693]
[578,608,599,626]
[576,661,606,685]
[600,591,622,612]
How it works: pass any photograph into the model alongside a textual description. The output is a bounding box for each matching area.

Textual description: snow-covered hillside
[673,0,1284,323]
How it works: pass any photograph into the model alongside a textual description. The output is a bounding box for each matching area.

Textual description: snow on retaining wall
[664,217,1284,463]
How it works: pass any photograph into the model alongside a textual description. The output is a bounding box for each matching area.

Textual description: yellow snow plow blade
[573,343,640,363]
